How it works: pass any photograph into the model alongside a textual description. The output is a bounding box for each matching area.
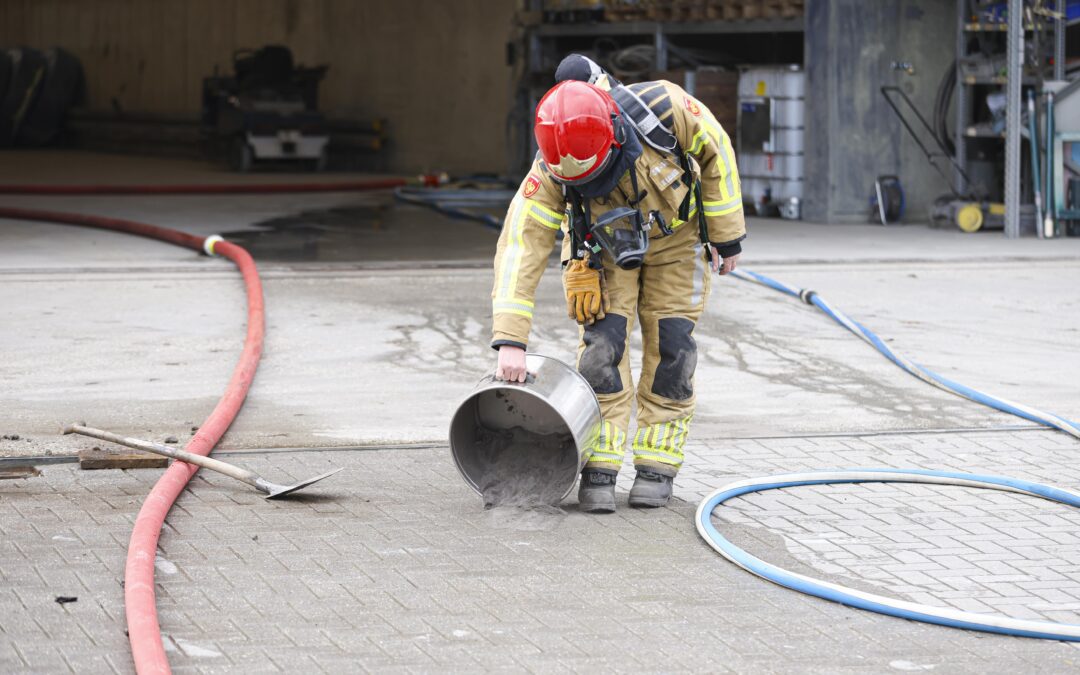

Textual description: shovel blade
[264,467,344,499]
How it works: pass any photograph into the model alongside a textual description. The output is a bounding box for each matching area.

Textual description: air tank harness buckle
[648,210,673,236]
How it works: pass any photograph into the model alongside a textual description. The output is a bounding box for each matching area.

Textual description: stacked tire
[0,46,83,147]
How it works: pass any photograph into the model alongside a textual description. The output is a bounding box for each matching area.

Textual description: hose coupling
[202,235,225,257]
[798,289,818,305]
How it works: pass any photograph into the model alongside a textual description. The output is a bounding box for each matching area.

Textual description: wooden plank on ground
[79,447,169,470]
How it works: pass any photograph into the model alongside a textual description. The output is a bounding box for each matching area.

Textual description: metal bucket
[449,354,601,505]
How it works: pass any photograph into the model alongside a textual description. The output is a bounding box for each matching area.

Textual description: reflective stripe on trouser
[585,420,627,470]
[632,414,692,473]
[576,223,710,474]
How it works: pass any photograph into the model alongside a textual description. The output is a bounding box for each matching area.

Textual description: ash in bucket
[473,425,578,508]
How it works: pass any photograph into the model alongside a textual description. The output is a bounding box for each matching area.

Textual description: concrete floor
[2,151,1079,452]
[3,153,1080,672]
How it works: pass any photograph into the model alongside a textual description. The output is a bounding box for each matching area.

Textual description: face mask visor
[589,206,649,270]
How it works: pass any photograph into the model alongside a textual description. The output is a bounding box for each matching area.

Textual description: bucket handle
[479,372,537,387]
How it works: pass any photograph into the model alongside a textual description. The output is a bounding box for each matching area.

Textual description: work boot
[577,468,617,513]
[628,469,674,508]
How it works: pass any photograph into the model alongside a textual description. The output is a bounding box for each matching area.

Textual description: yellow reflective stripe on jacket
[495,196,529,303]
[527,201,564,229]
[697,116,739,203]
[703,196,742,218]
[492,297,534,318]
[687,128,707,155]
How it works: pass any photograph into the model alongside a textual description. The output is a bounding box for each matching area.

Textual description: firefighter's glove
[564,259,609,325]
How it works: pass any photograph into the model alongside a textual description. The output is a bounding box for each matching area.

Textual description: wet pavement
[2,152,1080,672]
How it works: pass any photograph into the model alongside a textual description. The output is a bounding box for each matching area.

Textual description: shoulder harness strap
[611,82,698,224]
[609,83,679,156]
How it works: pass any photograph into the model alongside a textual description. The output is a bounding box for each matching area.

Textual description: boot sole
[628,496,669,508]
[580,501,616,513]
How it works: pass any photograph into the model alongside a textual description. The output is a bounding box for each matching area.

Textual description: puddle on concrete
[221,201,506,263]
[221,205,390,262]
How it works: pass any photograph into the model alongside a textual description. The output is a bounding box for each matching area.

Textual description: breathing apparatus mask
[556,111,659,270]
[588,207,649,269]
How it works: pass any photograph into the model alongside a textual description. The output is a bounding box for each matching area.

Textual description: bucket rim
[448,354,601,501]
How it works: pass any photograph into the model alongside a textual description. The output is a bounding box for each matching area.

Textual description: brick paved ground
[3,429,1080,673]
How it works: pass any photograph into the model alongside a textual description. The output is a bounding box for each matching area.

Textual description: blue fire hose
[728,269,1080,439]
[696,469,1080,641]
[394,185,515,230]
[694,270,1080,640]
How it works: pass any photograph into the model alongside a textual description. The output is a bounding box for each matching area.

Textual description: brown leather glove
[564,259,609,325]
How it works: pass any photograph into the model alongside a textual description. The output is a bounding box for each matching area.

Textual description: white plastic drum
[737,65,805,218]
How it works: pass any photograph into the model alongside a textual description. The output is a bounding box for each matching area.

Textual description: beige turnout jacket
[491,80,746,349]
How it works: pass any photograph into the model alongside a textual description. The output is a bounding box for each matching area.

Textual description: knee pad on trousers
[652,317,697,400]
[579,314,628,394]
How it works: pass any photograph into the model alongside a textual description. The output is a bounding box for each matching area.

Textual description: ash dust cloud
[472,425,577,531]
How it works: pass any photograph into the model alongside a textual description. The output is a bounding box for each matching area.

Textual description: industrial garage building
[2,2,1080,673]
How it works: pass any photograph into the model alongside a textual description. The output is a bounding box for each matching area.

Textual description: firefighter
[491,55,745,512]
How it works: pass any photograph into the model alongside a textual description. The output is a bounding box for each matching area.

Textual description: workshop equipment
[0,46,47,146]
[202,45,330,171]
[881,86,1008,232]
[63,424,342,499]
[1045,78,1080,236]
[1028,90,1045,233]
[449,354,601,507]
[869,175,904,225]
[11,47,84,146]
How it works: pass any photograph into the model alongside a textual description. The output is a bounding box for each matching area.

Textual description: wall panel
[0,0,517,173]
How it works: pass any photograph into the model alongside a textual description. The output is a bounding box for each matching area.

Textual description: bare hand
[495,345,528,382]
[709,246,740,275]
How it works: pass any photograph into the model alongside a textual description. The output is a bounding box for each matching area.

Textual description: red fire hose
[0,175,441,195]
[0,206,264,674]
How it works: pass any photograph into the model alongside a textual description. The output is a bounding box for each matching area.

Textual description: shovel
[63,424,342,499]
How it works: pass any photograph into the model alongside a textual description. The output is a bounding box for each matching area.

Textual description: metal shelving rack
[531,18,802,70]
[514,4,804,173]
[526,17,803,75]
[954,0,1067,237]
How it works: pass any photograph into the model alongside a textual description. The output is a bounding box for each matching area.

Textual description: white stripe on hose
[202,235,224,256]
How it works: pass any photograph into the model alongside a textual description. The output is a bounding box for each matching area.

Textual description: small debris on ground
[0,466,41,480]
[54,596,77,605]
[3,434,20,440]
[164,436,179,444]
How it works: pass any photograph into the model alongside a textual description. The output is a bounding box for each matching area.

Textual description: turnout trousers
[571,222,711,477]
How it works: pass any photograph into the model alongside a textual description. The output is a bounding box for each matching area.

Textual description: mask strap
[612,114,626,147]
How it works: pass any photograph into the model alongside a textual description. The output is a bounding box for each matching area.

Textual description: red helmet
[534,81,623,185]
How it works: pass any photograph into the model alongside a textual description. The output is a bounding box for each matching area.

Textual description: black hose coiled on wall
[934,59,957,159]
